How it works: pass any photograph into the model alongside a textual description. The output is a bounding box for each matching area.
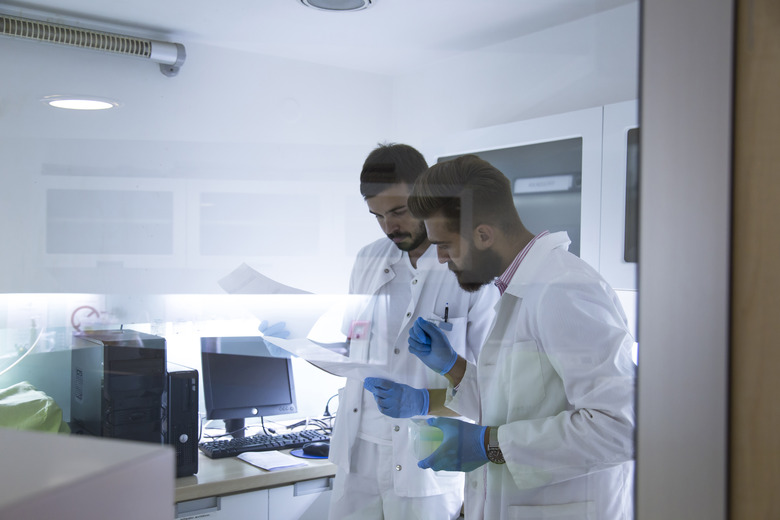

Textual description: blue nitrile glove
[363,377,429,418]
[258,320,293,358]
[408,317,458,375]
[417,417,488,472]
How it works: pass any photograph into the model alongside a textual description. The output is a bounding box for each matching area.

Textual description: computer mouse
[302,441,330,457]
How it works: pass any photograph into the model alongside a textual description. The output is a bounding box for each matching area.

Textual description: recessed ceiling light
[300,0,374,12]
[42,95,121,111]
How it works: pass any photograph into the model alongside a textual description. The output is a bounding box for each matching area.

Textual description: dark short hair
[359,143,428,199]
[408,154,518,233]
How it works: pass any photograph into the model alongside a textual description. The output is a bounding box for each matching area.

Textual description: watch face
[488,447,505,464]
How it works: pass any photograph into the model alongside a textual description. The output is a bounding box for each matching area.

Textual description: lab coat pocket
[499,340,546,409]
[507,501,595,519]
[440,316,467,355]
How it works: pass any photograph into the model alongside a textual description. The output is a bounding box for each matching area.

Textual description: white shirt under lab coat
[448,232,636,520]
[328,237,498,500]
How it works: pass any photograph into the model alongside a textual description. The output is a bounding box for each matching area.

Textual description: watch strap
[487,426,506,464]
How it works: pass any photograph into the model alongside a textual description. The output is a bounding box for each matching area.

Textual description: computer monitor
[200,336,298,438]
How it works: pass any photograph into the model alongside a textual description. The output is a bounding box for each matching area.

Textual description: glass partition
[0,3,640,512]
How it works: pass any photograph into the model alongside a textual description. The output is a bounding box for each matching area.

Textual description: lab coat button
[394,348,400,354]
[353,408,359,413]
[395,465,402,471]
[406,312,411,318]
[384,268,390,273]
[393,425,400,432]
[412,279,418,285]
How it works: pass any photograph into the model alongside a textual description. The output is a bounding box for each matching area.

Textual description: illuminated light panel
[42,96,120,110]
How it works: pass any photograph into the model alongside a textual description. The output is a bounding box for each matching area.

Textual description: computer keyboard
[199,429,330,459]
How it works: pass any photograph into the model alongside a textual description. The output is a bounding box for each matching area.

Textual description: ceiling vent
[300,0,374,12]
[0,14,186,76]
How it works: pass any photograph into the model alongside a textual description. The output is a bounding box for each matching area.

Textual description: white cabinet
[176,490,269,519]
[600,100,639,291]
[175,478,332,520]
[428,107,604,268]
[268,477,334,520]
[424,102,639,291]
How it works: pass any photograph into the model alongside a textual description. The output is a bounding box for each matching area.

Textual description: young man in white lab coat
[327,144,498,520]
[393,154,637,519]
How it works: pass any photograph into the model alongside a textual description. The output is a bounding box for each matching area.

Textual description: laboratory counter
[176,450,336,503]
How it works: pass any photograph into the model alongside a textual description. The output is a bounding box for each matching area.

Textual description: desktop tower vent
[0,13,186,76]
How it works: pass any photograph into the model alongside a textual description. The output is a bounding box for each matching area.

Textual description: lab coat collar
[502,231,571,297]
[367,240,437,295]
[385,240,438,271]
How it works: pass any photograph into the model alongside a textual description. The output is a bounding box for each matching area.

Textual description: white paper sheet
[237,450,308,471]
[218,263,389,373]
[218,263,311,295]
[262,336,393,380]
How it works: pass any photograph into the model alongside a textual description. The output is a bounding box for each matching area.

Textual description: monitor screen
[200,336,297,438]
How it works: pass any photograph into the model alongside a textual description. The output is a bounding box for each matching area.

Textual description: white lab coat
[448,232,636,520]
[329,237,498,501]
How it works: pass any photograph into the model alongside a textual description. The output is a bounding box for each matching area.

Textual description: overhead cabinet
[424,100,639,291]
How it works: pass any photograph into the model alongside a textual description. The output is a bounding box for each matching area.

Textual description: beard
[449,246,504,292]
[388,222,428,252]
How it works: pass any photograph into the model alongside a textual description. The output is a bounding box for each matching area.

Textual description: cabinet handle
[294,477,333,496]
[175,496,220,518]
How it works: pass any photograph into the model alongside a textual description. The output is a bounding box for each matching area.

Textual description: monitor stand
[224,418,246,438]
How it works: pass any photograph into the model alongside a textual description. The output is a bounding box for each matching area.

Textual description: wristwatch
[487,426,506,464]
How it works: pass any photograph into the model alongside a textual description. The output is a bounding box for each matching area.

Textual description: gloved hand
[417,417,488,472]
[258,320,293,358]
[363,377,429,418]
[408,317,458,375]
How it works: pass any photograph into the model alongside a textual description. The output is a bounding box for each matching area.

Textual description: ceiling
[0,0,633,75]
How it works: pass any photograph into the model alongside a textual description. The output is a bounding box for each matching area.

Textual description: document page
[218,263,388,374]
[237,450,307,471]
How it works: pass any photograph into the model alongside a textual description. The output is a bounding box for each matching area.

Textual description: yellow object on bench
[0,381,70,433]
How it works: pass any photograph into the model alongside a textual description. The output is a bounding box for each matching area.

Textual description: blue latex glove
[258,320,293,358]
[408,317,458,375]
[417,417,489,472]
[363,377,429,418]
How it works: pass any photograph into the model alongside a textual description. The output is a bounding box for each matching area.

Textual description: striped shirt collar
[494,231,549,295]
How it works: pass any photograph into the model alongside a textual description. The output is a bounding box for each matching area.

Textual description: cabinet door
[42,176,186,270]
[424,107,604,270]
[176,490,269,520]
[600,100,639,291]
[267,478,333,520]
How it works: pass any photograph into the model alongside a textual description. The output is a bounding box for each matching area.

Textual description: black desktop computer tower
[70,330,199,477]
[71,329,167,443]
[165,362,199,478]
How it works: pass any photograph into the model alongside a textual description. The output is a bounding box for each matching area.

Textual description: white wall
[392,4,639,147]
[0,37,391,297]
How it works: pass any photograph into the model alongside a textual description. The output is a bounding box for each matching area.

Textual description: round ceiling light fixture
[41,95,121,111]
[300,0,374,12]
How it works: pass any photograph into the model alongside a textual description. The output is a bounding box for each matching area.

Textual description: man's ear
[472,224,495,250]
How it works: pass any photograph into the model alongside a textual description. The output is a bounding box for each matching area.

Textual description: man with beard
[327,144,498,520]
[375,154,636,519]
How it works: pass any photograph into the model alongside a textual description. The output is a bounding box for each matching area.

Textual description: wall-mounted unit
[424,101,639,291]
[0,13,185,76]
[426,107,604,268]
